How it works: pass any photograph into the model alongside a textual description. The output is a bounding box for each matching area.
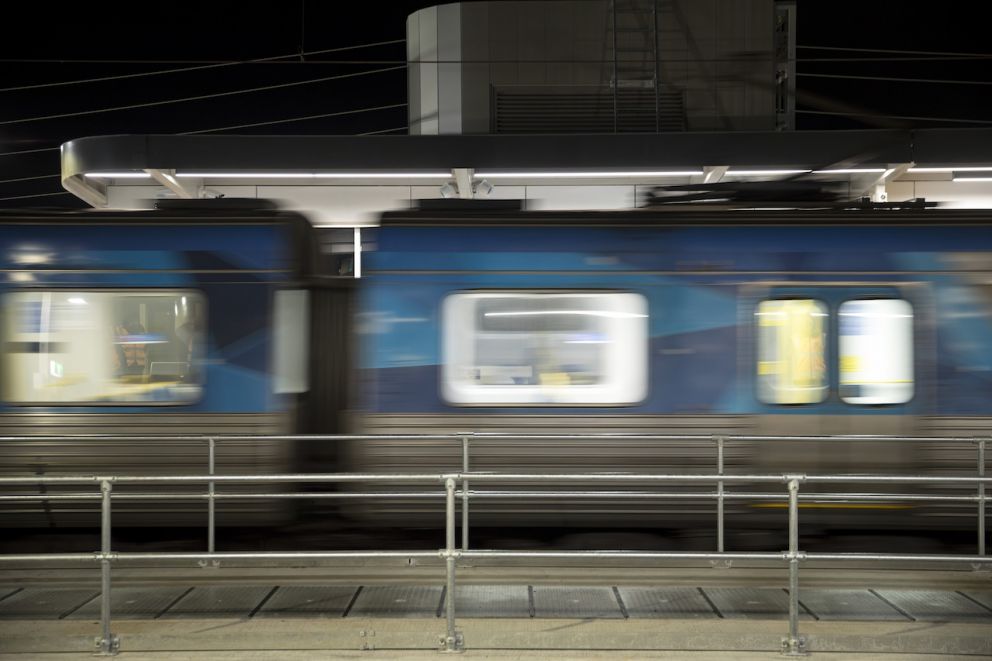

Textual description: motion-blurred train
[2,199,990,532]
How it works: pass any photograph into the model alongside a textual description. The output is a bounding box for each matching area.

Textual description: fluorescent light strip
[473,170,703,178]
[909,166,992,173]
[811,168,886,174]
[84,172,152,179]
[174,172,451,179]
[724,169,811,176]
[953,177,992,182]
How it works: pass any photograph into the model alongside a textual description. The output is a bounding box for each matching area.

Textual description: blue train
[2,200,990,532]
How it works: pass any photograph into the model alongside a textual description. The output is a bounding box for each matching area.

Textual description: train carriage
[0,201,321,526]
[350,204,992,531]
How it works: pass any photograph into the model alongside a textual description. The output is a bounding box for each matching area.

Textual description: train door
[740,281,932,474]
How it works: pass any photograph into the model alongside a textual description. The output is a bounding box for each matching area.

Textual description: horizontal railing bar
[0,434,986,444]
[0,551,440,563]
[0,473,446,485]
[0,491,982,503]
[806,553,992,563]
[2,473,991,486]
[0,550,987,565]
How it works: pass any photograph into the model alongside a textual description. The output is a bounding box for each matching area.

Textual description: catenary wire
[0,65,406,126]
[0,39,407,93]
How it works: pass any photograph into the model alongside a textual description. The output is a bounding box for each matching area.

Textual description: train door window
[838,299,914,405]
[755,299,828,404]
[442,291,648,405]
[2,291,205,404]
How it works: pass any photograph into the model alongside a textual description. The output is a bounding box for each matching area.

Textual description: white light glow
[473,170,703,178]
[724,169,811,176]
[953,177,992,182]
[67,297,87,305]
[484,310,648,319]
[174,172,451,179]
[908,166,992,173]
[811,168,887,174]
[84,172,153,179]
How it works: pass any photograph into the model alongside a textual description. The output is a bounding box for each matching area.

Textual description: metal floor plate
[159,586,274,619]
[702,588,812,620]
[443,585,531,618]
[798,589,909,621]
[963,591,992,611]
[0,588,98,620]
[256,586,358,618]
[67,587,191,620]
[874,589,992,622]
[617,587,718,619]
[347,586,443,618]
[531,586,623,619]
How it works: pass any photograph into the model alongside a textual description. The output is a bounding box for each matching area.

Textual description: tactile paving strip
[256,586,358,618]
[531,586,623,619]
[67,587,190,620]
[617,587,717,618]
[347,586,443,618]
[159,586,274,619]
[0,588,98,619]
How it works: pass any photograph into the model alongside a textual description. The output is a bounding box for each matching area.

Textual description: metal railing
[0,432,989,656]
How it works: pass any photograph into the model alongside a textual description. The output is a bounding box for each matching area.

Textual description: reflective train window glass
[442,292,648,405]
[2,291,205,404]
[839,299,914,405]
[756,299,828,404]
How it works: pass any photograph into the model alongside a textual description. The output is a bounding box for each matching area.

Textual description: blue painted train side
[0,205,316,526]
[348,207,992,529]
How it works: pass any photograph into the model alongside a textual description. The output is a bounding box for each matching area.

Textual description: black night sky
[1,0,990,207]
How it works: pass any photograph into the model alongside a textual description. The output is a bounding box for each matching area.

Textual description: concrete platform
[0,583,989,656]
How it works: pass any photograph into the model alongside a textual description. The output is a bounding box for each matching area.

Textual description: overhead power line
[799,72,992,86]
[0,39,407,93]
[358,126,408,135]
[797,110,992,125]
[0,146,60,157]
[182,103,407,134]
[798,45,992,58]
[0,190,73,202]
[0,65,405,126]
[0,173,60,185]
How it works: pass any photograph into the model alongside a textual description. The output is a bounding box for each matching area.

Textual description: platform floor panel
[444,585,531,618]
[531,586,624,619]
[0,588,98,620]
[66,586,190,620]
[254,585,358,618]
[617,587,718,619]
[796,589,910,621]
[701,587,813,620]
[347,585,443,618]
[873,589,992,622]
[159,586,274,619]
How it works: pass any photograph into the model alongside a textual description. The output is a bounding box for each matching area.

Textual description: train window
[442,291,648,405]
[2,291,205,404]
[839,299,914,405]
[756,299,828,404]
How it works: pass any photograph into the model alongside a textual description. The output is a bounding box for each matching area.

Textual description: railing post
[782,477,807,656]
[442,476,464,653]
[96,480,119,656]
[200,437,219,568]
[716,435,725,553]
[461,434,470,551]
[979,439,987,557]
